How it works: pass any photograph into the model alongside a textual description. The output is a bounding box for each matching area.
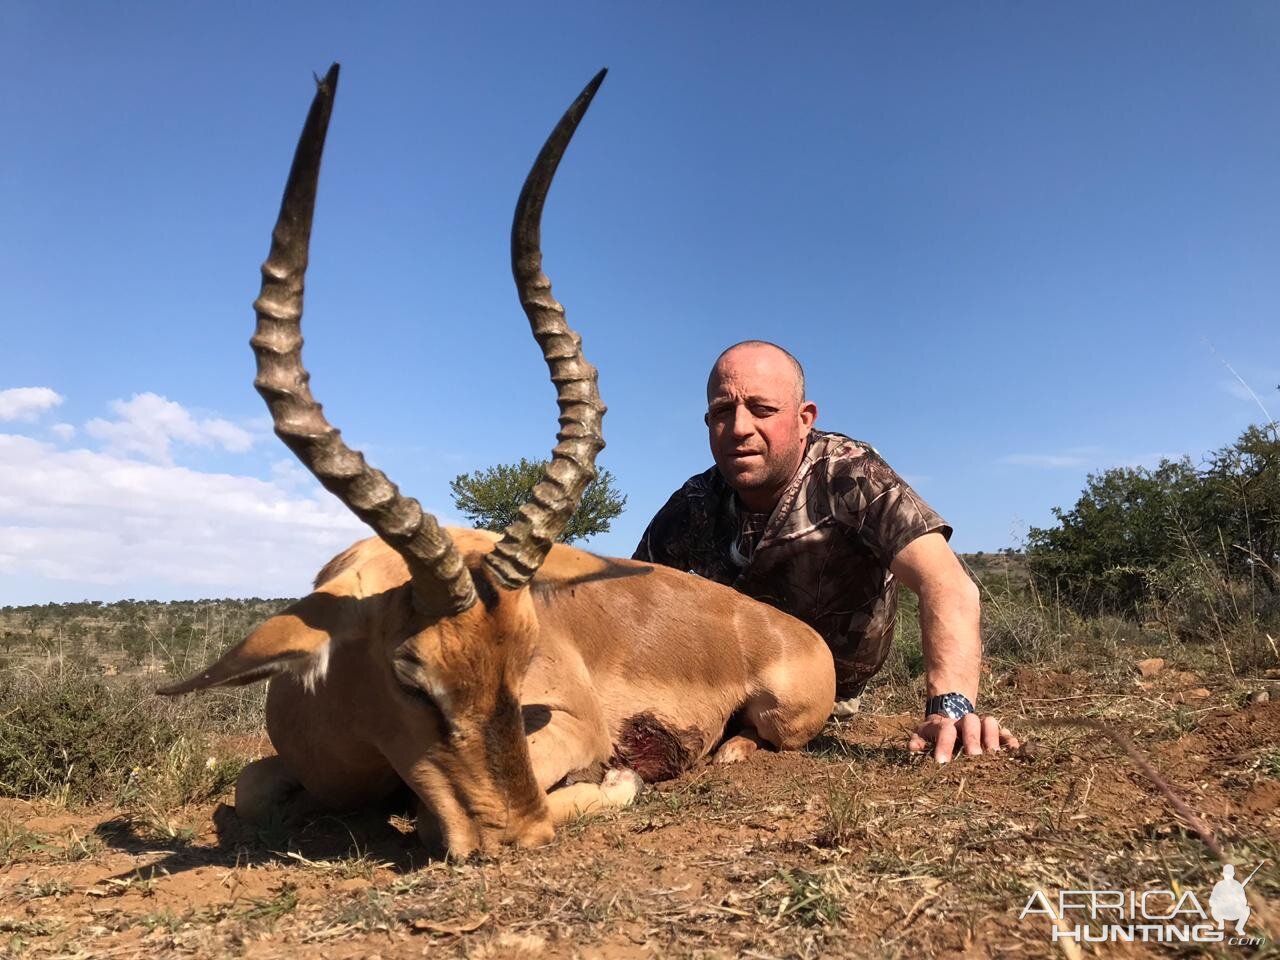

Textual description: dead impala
[161,65,835,857]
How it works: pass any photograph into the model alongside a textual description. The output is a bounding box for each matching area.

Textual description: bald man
[634,341,1017,763]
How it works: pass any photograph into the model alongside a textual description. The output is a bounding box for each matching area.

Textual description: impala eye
[397,679,436,706]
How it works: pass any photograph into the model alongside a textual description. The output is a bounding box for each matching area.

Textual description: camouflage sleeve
[829,449,953,568]
[632,488,694,569]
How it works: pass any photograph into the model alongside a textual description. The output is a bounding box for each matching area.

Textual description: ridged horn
[250,64,478,615]
[484,69,609,589]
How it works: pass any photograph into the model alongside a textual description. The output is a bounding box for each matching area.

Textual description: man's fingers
[961,713,984,755]
[909,717,941,753]
[982,715,1002,752]
[912,714,1019,760]
[933,722,957,764]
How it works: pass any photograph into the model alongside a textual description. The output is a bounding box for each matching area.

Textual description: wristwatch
[925,692,975,721]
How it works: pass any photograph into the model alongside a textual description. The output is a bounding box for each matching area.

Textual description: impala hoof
[515,819,556,848]
[712,734,760,765]
[601,766,644,806]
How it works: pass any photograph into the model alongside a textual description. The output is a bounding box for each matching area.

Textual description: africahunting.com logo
[1019,863,1268,946]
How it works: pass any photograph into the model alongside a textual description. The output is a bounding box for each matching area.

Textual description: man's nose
[730,405,754,439]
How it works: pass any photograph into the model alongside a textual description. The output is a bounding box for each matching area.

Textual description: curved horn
[251,64,478,615]
[484,69,609,590]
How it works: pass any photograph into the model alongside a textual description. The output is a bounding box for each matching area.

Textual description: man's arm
[890,532,1018,762]
[632,487,693,568]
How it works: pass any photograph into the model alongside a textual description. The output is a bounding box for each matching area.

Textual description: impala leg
[235,754,387,825]
[523,703,613,792]
[713,729,766,764]
[234,755,304,824]
[544,766,644,823]
[744,656,837,751]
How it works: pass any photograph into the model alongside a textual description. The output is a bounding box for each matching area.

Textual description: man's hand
[908,713,1019,763]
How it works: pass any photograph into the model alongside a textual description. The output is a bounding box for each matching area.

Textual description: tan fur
[167,530,835,857]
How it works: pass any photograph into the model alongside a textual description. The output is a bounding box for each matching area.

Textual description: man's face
[705,345,818,511]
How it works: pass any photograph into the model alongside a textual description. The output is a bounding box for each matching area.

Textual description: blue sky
[2,3,1277,604]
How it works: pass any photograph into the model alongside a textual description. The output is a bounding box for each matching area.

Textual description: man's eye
[750,405,777,417]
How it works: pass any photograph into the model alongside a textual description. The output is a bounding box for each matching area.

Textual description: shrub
[0,663,258,807]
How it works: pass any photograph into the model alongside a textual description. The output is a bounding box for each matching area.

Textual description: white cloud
[1000,447,1182,471]
[0,387,471,602]
[0,387,64,422]
[0,432,373,598]
[270,458,311,489]
[1000,453,1090,469]
[85,393,256,464]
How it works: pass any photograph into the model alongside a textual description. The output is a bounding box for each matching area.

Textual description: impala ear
[157,591,352,695]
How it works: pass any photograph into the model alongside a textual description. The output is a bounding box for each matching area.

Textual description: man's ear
[800,400,818,430]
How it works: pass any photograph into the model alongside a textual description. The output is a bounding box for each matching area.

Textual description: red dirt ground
[2,664,1277,958]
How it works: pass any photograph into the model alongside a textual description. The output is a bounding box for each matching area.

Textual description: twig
[1020,694,1137,703]
[1039,717,1276,937]
[1049,910,1084,960]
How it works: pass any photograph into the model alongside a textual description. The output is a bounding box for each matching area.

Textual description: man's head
[705,341,818,511]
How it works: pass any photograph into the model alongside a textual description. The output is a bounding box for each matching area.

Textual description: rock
[1013,741,1045,761]
[1248,690,1271,705]
[1136,658,1166,678]
[1175,688,1211,704]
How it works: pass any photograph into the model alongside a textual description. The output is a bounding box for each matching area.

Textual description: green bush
[0,664,257,807]
[1027,421,1280,630]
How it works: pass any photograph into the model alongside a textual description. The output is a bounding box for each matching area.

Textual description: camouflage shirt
[633,430,952,698]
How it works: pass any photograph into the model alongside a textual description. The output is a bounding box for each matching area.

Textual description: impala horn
[483,69,608,589]
[249,63,478,615]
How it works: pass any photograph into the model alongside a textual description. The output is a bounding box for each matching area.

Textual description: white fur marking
[295,642,331,693]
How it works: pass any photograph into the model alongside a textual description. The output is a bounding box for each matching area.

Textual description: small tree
[449,458,626,543]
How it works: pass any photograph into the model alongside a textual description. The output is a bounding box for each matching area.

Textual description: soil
[2,664,1278,958]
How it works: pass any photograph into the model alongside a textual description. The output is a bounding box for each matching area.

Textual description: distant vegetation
[1025,420,1278,672]
[0,597,293,674]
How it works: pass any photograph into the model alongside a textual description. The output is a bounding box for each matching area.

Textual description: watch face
[928,693,974,720]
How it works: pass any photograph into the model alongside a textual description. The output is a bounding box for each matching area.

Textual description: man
[1209,864,1253,935]
[634,341,1017,763]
